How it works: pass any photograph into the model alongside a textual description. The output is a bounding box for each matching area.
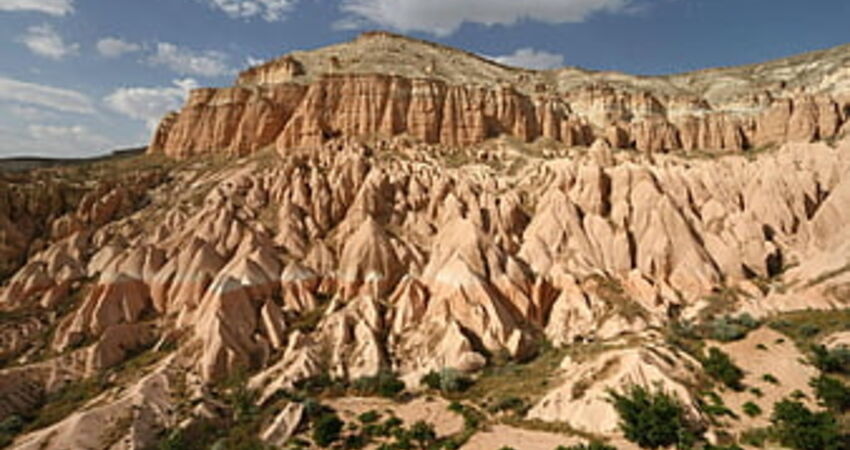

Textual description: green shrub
[312,414,344,447]
[810,374,850,412]
[488,396,527,414]
[352,371,405,398]
[811,345,850,374]
[798,324,821,338]
[742,401,762,417]
[702,347,745,391]
[710,318,749,342]
[739,427,770,447]
[762,373,779,385]
[790,389,807,400]
[157,430,189,450]
[343,433,368,449]
[406,421,437,447]
[609,384,699,449]
[358,410,381,424]
[770,399,844,450]
[709,314,760,342]
[420,368,473,393]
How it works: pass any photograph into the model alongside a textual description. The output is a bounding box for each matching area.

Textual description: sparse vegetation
[555,442,617,450]
[351,371,406,398]
[421,368,473,394]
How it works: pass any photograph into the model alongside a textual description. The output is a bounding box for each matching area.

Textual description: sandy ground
[823,331,850,348]
[463,424,636,450]
[715,327,819,433]
[327,396,465,437]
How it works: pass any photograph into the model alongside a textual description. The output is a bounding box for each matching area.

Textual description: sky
[1,0,849,158]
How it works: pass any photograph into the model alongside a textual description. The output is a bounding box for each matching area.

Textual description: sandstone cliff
[149,32,850,157]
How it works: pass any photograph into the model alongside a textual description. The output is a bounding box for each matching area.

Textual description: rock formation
[3,33,850,449]
[150,32,850,158]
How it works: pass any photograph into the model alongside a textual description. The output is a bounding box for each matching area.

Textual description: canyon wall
[149,73,850,159]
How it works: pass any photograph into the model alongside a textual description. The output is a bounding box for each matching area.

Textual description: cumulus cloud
[205,0,295,22]
[0,0,74,16]
[148,42,234,77]
[0,76,94,114]
[97,37,142,58]
[490,48,565,70]
[104,78,198,129]
[17,23,79,60]
[339,0,633,36]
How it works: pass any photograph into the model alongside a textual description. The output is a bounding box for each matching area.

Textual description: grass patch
[456,342,568,408]
[768,309,850,350]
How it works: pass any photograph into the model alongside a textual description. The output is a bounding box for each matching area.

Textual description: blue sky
[1,0,848,157]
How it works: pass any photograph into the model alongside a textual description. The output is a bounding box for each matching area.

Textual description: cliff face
[148,33,850,158]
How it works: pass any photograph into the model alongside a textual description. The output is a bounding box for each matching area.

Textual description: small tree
[407,420,437,448]
[702,347,744,391]
[609,384,699,449]
[770,399,843,450]
[810,374,850,412]
[811,345,850,374]
[312,413,344,447]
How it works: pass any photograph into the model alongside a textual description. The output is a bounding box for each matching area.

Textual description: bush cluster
[352,371,406,398]
[770,399,845,450]
[701,347,745,391]
[609,384,700,449]
[811,345,850,374]
[312,413,344,448]
[709,314,760,342]
[420,368,473,394]
[810,374,850,412]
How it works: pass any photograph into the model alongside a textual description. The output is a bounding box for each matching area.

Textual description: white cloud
[5,104,58,121]
[28,124,111,147]
[491,48,565,70]
[0,76,94,114]
[17,23,79,60]
[205,0,295,22]
[0,124,112,157]
[0,0,73,16]
[339,0,632,36]
[148,42,234,77]
[97,37,142,58]
[104,78,198,129]
[245,56,266,68]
